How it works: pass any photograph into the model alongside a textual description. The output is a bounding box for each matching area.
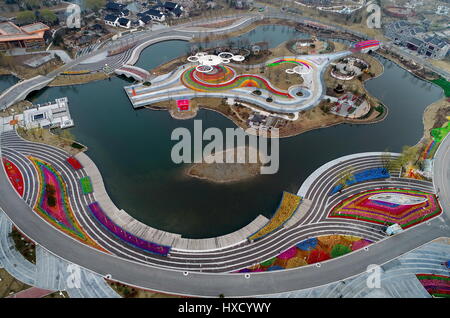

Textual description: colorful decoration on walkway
[352,40,381,52]
[330,168,390,195]
[181,66,292,98]
[248,192,301,242]
[236,235,371,273]
[422,140,439,160]
[267,58,312,69]
[3,158,24,197]
[29,157,103,250]
[67,157,82,170]
[416,274,450,298]
[80,176,93,194]
[88,202,171,256]
[329,188,442,228]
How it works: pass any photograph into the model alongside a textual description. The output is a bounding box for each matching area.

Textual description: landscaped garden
[3,158,24,197]
[431,120,450,143]
[248,192,301,241]
[329,188,442,228]
[180,65,292,98]
[416,274,450,298]
[29,157,103,250]
[236,235,371,272]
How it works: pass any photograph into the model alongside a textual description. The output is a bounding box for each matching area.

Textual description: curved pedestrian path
[0,209,119,298]
[1,130,442,275]
[264,240,450,298]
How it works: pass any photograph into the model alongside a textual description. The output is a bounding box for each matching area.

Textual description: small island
[186,146,266,183]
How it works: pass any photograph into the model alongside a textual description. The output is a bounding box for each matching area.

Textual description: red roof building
[0,22,49,51]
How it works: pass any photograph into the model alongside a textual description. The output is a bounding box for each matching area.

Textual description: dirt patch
[49,72,110,87]
[16,126,85,156]
[422,98,450,141]
[9,227,35,264]
[0,100,32,118]
[0,269,31,298]
[0,54,64,80]
[107,280,183,298]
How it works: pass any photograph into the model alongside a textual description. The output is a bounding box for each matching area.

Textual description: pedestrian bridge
[114,65,151,82]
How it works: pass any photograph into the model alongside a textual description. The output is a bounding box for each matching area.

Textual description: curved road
[0,13,448,296]
[0,130,448,296]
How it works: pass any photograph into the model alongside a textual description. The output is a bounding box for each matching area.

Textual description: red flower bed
[66,157,82,170]
[3,158,24,197]
[307,250,330,264]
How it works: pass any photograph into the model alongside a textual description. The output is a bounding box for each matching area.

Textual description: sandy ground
[108,281,182,298]
[0,269,31,298]
[16,127,85,156]
[421,98,450,141]
[429,59,450,75]
[0,56,64,80]
[0,100,32,118]
[49,72,110,87]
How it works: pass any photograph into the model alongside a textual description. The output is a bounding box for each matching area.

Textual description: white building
[104,14,119,27]
[22,97,74,129]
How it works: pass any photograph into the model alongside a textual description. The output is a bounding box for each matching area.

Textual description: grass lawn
[432,78,450,97]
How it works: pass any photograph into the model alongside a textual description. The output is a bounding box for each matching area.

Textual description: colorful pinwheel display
[329,188,442,228]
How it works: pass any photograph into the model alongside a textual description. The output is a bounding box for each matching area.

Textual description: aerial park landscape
[0,2,449,301]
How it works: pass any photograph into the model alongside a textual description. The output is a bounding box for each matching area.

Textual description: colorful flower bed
[193,65,235,83]
[181,66,292,98]
[80,176,93,194]
[329,188,442,228]
[29,157,103,250]
[88,202,171,256]
[248,192,301,242]
[330,168,390,195]
[3,158,24,197]
[266,58,312,69]
[66,157,82,170]
[416,274,450,298]
[422,140,440,160]
[236,235,371,273]
[431,120,450,143]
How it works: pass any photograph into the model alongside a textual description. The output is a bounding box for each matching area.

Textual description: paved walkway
[7,287,53,298]
[263,241,450,298]
[0,210,119,298]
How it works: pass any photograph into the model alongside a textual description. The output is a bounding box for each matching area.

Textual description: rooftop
[0,21,49,43]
